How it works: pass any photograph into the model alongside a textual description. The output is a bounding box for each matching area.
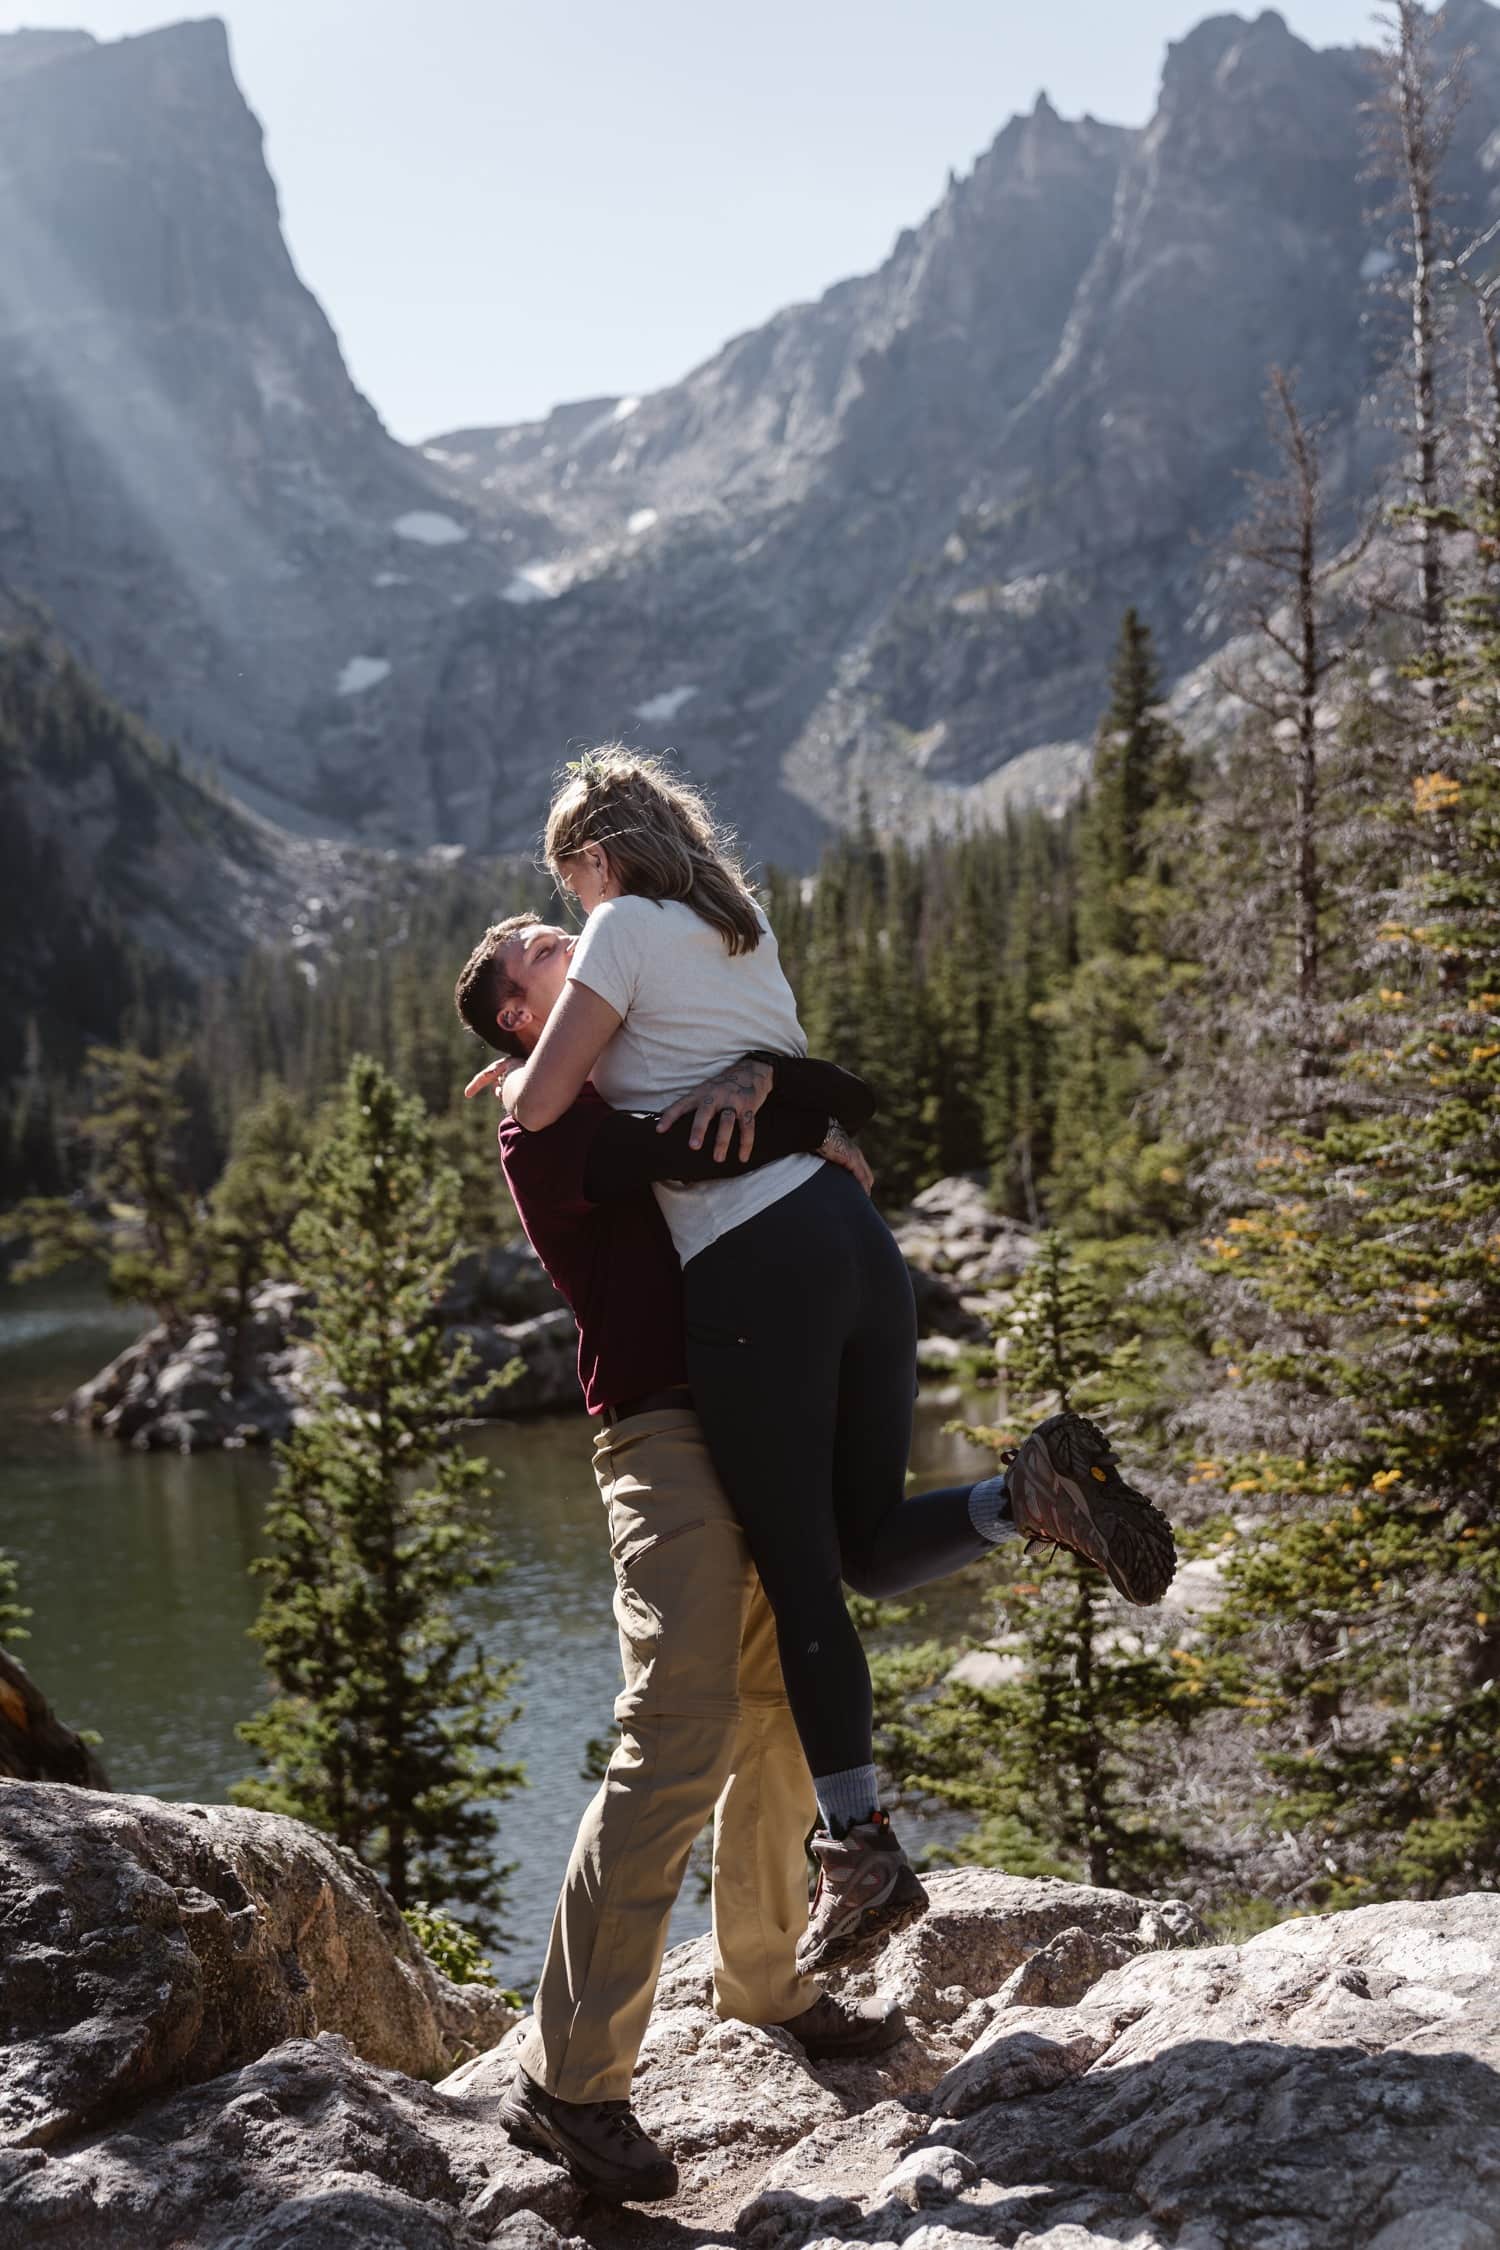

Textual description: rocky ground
[2,1780,1496,2250]
[64,1178,1023,1452]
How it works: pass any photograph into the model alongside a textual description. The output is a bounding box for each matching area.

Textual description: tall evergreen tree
[3,1047,210,1331]
[1221,370,1363,1087]
[1046,611,1194,1235]
[880,1234,1193,1890]
[207,1086,316,1380]
[1075,609,1179,959]
[232,1057,523,1940]
[1200,501,1500,1898]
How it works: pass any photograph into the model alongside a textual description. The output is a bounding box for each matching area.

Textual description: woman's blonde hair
[544,746,762,955]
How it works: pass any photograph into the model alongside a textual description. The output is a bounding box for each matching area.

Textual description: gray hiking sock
[814,1763,880,1837]
[969,1474,1023,1545]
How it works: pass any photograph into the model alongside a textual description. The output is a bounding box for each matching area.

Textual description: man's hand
[464,1055,521,1101]
[655,1056,774,1163]
[818,1120,874,1195]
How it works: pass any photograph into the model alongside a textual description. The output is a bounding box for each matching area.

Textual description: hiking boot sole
[1008,1410,1177,1606]
[795,1866,930,1979]
[790,2007,910,2062]
[498,2089,679,2205]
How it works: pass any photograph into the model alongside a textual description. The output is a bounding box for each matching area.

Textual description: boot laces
[595,2100,650,2148]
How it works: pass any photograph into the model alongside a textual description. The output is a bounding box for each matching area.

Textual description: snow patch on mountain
[335,656,392,696]
[634,685,699,724]
[502,561,568,605]
[391,511,469,547]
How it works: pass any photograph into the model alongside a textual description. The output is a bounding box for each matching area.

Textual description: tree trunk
[1295,448,1321,1087]
[1396,0,1446,668]
[1072,1577,1114,1889]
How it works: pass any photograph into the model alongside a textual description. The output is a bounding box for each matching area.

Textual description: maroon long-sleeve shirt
[500,1088,689,1413]
[497,1061,875,1415]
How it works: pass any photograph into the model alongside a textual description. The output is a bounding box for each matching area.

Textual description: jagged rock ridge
[6,9,1500,865]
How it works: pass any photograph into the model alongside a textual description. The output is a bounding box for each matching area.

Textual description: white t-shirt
[567,894,823,1263]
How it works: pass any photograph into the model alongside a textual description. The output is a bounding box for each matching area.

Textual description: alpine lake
[0,1274,996,1985]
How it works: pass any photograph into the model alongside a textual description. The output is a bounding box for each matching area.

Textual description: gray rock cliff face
[1,1816,1496,2250]
[8,8,1500,868]
[0,1781,515,2159]
[0,23,539,844]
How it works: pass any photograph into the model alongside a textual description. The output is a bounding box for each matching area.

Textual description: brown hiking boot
[795,1810,929,1978]
[1006,1410,1177,1605]
[499,2067,678,2203]
[778,1988,909,2060]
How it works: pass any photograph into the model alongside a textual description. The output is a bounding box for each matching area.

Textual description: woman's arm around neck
[503,977,623,1132]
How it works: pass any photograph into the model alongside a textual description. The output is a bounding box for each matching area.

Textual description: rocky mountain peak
[1444,0,1500,41]
[7,4,1500,866]
[0,27,95,79]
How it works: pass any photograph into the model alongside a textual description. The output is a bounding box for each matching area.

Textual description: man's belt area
[601,1385,694,1427]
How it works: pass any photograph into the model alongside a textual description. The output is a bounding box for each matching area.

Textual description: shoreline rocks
[62,1175,1028,1452]
[891,1173,1035,1344]
[63,1261,582,1452]
[3,1811,1497,2250]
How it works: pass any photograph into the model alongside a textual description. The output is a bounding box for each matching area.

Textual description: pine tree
[1219,370,1365,1088]
[207,1086,316,1381]
[981,809,1072,1220]
[1200,496,1500,1899]
[1046,612,1195,1235]
[880,1233,1194,1890]
[1365,0,1467,673]
[2,1046,210,1331]
[1075,610,1178,958]
[232,1057,523,1941]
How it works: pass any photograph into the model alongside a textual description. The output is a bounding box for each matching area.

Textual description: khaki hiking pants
[515,1406,816,2103]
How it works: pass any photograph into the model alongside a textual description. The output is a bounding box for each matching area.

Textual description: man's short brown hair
[454,913,542,1057]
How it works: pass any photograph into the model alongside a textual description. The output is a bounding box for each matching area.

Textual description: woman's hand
[818,1120,874,1195]
[464,1055,522,1101]
[656,1057,774,1162]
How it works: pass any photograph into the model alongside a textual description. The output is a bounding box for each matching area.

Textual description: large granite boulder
[444,1309,579,1418]
[0,1783,514,2154]
[892,1174,1036,1342]
[4,1847,1497,2250]
[65,1279,579,1451]
[0,1652,110,1789]
[65,1281,315,1452]
[436,1245,562,1325]
[0,2034,495,2250]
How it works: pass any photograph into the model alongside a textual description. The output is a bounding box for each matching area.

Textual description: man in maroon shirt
[455,916,900,2206]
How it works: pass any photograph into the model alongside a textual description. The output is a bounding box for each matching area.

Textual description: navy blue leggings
[683,1162,990,1777]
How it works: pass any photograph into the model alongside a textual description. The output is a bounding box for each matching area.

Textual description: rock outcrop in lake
[65,1182,1024,1450]
[891,1174,1037,1353]
[2,1781,1496,2250]
[64,1261,579,1452]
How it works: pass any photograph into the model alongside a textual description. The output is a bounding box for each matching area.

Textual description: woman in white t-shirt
[480,749,1175,1975]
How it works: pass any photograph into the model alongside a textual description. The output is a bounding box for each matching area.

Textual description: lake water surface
[0,1276,994,1983]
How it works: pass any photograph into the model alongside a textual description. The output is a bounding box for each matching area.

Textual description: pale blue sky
[2,1,1382,440]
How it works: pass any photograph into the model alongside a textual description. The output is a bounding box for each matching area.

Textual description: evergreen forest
[3,1,1497,1949]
